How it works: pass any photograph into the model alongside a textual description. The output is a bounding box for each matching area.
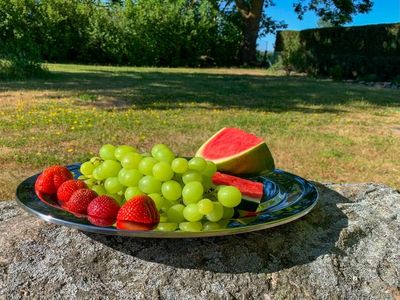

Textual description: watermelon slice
[212,171,264,211]
[196,128,275,176]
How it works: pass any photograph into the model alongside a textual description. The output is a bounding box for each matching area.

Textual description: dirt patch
[391,127,400,136]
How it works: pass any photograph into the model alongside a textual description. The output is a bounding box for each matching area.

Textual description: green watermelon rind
[213,142,275,176]
[196,132,275,176]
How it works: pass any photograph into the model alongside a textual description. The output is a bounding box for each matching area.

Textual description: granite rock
[0,183,399,299]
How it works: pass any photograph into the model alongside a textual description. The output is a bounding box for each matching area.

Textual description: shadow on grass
[86,184,349,274]
[1,69,399,112]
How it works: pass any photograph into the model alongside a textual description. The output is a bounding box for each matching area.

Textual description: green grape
[153,148,175,163]
[148,193,165,211]
[142,152,151,157]
[80,161,95,176]
[117,187,126,196]
[217,186,242,208]
[183,203,203,222]
[121,152,142,169]
[104,177,124,194]
[152,161,174,181]
[138,175,161,194]
[179,222,202,232]
[206,202,224,222]
[101,160,122,177]
[124,186,143,200]
[78,175,87,180]
[84,178,96,188]
[182,181,204,204]
[222,206,235,219]
[173,173,183,183]
[90,156,102,167]
[138,157,158,176]
[161,199,174,212]
[203,221,221,231]
[107,193,124,205]
[118,168,142,187]
[182,170,203,184]
[161,180,182,201]
[188,157,207,172]
[218,219,229,229]
[99,144,116,160]
[156,222,178,232]
[92,165,105,180]
[159,213,169,222]
[92,184,106,195]
[202,160,217,177]
[171,158,188,174]
[114,145,137,161]
[197,198,213,215]
[202,176,213,192]
[167,204,185,223]
[151,144,169,157]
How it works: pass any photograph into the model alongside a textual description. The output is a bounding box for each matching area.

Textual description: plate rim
[15,165,319,238]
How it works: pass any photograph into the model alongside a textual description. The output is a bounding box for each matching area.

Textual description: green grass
[0,63,399,200]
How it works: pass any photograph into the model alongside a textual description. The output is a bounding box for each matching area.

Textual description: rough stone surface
[1,183,399,300]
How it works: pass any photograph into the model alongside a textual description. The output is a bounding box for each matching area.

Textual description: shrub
[0,0,47,78]
[274,23,400,80]
[0,56,47,80]
[329,65,343,80]
[0,0,243,67]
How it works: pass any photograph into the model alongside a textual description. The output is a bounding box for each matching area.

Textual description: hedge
[0,0,242,69]
[275,23,400,80]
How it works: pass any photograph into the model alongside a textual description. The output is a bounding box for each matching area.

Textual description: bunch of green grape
[79,143,242,232]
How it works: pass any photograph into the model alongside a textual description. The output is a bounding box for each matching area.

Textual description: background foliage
[0,0,393,79]
[275,23,400,80]
[0,0,242,68]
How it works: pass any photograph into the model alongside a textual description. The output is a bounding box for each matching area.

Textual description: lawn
[0,63,399,200]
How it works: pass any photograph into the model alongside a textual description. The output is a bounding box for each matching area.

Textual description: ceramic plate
[16,164,318,238]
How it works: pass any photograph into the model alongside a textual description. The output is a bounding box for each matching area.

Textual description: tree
[229,0,373,65]
[317,18,336,28]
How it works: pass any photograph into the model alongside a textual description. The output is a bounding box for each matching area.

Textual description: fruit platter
[16,128,319,238]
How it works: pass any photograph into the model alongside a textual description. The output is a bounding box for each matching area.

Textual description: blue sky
[258,0,400,51]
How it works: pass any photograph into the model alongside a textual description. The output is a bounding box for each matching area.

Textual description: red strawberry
[87,196,120,220]
[35,174,54,197]
[116,220,154,231]
[117,195,160,225]
[44,166,73,190]
[64,188,97,214]
[88,216,115,227]
[57,179,87,204]
[35,165,73,195]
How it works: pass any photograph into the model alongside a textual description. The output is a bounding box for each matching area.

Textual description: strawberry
[45,166,73,190]
[57,179,87,204]
[87,196,120,220]
[87,216,115,227]
[64,188,97,214]
[35,174,54,197]
[117,195,160,225]
[35,165,73,195]
[116,220,154,231]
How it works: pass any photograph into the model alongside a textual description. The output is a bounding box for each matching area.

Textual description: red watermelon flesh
[212,172,263,202]
[202,128,263,160]
[196,127,275,176]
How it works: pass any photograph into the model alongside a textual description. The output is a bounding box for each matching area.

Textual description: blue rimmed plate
[16,164,318,238]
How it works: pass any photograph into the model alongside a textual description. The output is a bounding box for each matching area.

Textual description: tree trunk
[235,0,264,66]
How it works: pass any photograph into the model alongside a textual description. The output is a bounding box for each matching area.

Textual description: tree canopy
[0,0,373,68]
[229,0,373,64]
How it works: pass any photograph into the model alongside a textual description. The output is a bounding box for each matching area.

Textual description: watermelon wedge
[212,172,281,212]
[212,171,264,211]
[196,128,275,176]
[212,172,263,201]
